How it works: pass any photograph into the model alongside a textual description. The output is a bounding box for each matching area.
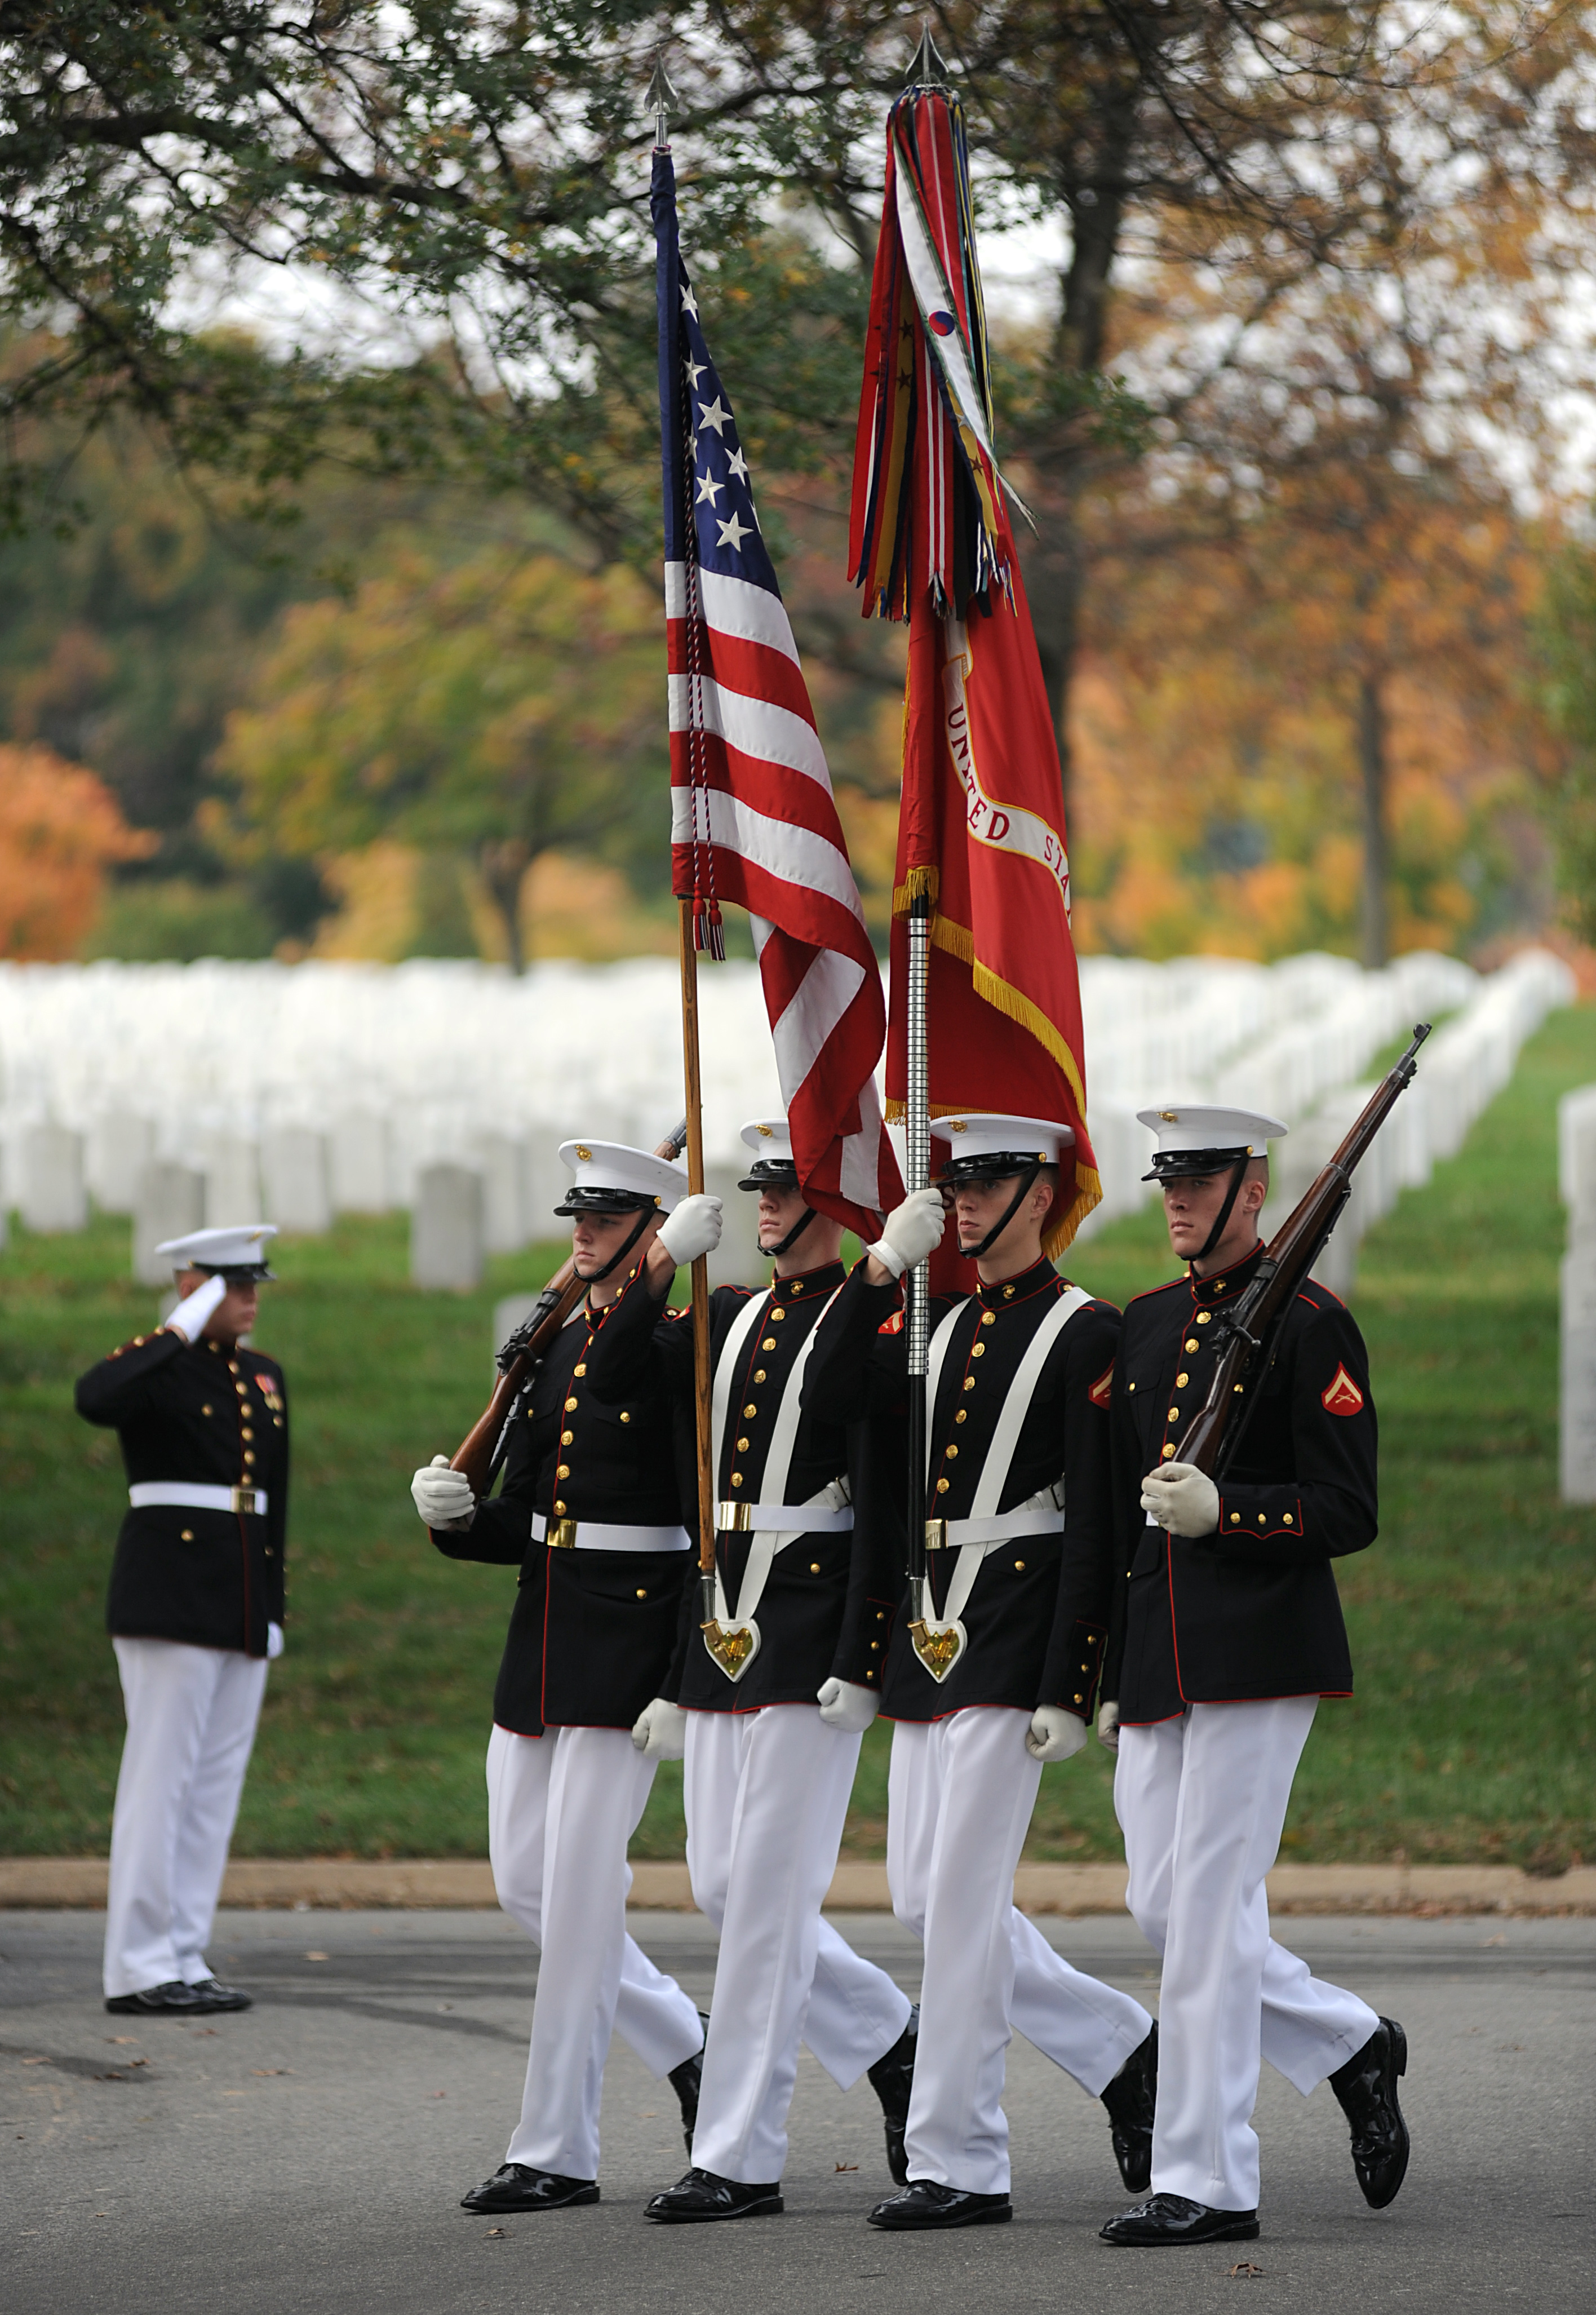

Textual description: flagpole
[904,889,932,1628]
[649,55,719,1629]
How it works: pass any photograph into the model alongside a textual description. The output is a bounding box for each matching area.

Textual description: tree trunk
[1356,671,1390,970]
[478,837,532,975]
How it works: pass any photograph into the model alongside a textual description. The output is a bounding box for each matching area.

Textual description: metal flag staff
[650,54,719,1646]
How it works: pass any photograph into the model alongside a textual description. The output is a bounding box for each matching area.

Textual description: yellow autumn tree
[0,745,154,958]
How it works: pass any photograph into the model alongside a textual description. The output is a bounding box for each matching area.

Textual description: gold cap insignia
[948,1119,967,1132]
[1159,1110,1178,1122]
[756,1123,773,1137]
[575,1143,592,1162]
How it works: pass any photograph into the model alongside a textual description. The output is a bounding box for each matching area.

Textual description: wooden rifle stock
[447,1119,689,1497]
[1171,1024,1431,1482]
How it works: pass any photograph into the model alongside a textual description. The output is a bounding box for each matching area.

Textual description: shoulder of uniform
[1294,1282,1344,1312]
[1124,1276,1187,1313]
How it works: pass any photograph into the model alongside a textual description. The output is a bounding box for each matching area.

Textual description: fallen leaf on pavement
[486,2228,507,2238]
[1229,2263,1265,2279]
[834,2162,859,2173]
[250,2069,290,2077]
[304,1952,330,1962]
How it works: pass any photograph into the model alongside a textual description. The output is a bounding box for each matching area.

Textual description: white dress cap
[739,1116,795,1166]
[555,1139,688,1215]
[1136,1103,1289,1180]
[154,1224,280,1274]
[930,1112,1074,1177]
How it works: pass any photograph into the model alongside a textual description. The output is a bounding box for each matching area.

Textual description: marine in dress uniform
[574,1117,919,2224]
[411,1142,721,2216]
[1098,1105,1410,2248]
[76,1224,287,2016]
[803,1118,1159,2232]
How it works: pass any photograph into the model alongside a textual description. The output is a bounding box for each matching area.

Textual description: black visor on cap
[737,1158,800,1193]
[940,1148,1052,1184]
[197,1262,277,1283]
[1142,1145,1254,1185]
[552,1185,659,1217]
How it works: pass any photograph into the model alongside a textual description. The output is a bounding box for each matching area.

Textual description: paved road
[3,1909,1591,2314]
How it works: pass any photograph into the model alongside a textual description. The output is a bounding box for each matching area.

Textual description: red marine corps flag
[654,119,901,1240]
[850,40,1100,1254]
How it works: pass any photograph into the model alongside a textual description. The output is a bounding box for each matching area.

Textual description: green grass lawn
[3,1006,1594,1870]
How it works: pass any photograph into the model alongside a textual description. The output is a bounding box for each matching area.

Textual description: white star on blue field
[677,260,782,596]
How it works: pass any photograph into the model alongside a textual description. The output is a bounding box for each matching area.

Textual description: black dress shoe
[1100,2022,1156,2193]
[1100,2193,1258,2246]
[1329,2016,1410,2209]
[189,1977,253,2013]
[644,2167,783,2223]
[667,2010,711,2157]
[459,2164,599,2214]
[867,2180,1011,2230]
[106,1981,210,2016]
[866,2002,919,2185]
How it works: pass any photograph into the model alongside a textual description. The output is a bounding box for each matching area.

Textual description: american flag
[653,147,902,1238]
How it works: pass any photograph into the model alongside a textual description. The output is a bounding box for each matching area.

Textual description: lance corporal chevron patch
[1321,1364,1365,1417]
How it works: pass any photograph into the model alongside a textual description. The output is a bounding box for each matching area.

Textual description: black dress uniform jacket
[579,1258,893,1712]
[429,1294,694,1737]
[76,1327,289,1660]
[1105,1243,1378,1724]
[803,1256,1121,1723]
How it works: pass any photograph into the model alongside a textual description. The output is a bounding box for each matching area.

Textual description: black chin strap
[1194,1157,1249,1267]
[964,1161,1043,1263]
[582,1206,655,1287]
[764,1203,816,1259]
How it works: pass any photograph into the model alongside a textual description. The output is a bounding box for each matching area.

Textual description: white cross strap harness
[703,1281,849,1679]
[916,1282,1092,1653]
[130,1482,269,1517]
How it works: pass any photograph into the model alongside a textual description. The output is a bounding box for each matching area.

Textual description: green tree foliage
[1535,546,1596,944]
[218,546,667,970]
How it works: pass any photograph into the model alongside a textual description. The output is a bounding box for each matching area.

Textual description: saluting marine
[410,1141,722,2216]
[804,1117,1158,2232]
[76,1224,287,2018]
[577,1117,919,2224]
[1099,1105,1409,2249]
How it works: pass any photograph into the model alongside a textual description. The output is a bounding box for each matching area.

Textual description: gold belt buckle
[716,1501,753,1533]
[924,1517,948,1552]
[547,1516,577,1549]
[231,1486,259,1516]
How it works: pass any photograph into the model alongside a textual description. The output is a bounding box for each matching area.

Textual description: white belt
[716,1499,854,1534]
[925,1502,1063,1550]
[532,1512,690,1553]
[130,1482,269,1517]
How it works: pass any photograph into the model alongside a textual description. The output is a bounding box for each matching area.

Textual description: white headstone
[263,1127,332,1234]
[1562,1242,1596,1502]
[133,1163,205,1285]
[18,1123,87,1233]
[413,1164,484,1290]
[525,1137,570,1244]
[201,1135,263,1225]
[86,1112,156,1214]
[478,1132,529,1254]
[331,1112,392,1213]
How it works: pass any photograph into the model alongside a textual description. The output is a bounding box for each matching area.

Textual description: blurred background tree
[0,743,153,957]
[0,3,1592,966]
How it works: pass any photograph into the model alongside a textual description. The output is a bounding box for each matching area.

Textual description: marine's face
[179,1268,258,1341]
[952,1173,1048,1255]
[1161,1167,1265,1262]
[756,1185,807,1249]
[570,1207,654,1278]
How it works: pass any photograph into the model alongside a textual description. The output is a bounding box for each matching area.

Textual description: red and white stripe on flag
[666,559,903,1237]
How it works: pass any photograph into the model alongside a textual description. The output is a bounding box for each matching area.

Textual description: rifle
[1169,1024,1430,1482]
[449,1118,689,1495]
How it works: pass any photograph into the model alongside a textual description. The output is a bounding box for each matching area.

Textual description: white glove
[1097,1700,1120,1753]
[1141,1460,1220,1537]
[817,1676,879,1734]
[411,1454,476,1531]
[866,1187,946,1280]
[631,1696,688,1759]
[165,1271,228,1344]
[267,1622,285,1661]
[658,1193,723,1267]
[1026,1704,1089,1763]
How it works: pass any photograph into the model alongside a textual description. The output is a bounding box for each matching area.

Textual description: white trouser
[104,1637,268,1999]
[887,1708,1153,2196]
[684,1705,912,2184]
[486,1723,704,2180]
[1116,1699,1380,2211]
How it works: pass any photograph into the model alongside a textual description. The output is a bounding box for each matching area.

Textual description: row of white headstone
[0,946,1573,1292]
[1559,1079,1596,1502]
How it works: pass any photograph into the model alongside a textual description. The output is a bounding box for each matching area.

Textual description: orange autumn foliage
[0,745,154,958]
